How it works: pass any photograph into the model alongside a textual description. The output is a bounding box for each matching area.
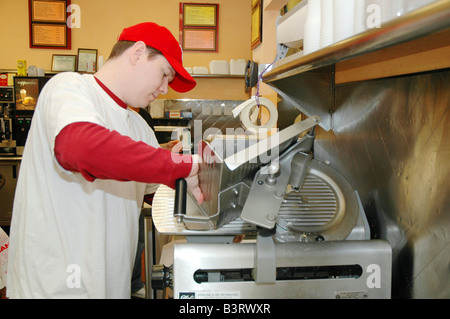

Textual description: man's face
[129,52,175,108]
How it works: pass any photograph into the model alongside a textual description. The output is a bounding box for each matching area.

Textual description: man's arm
[54,121,192,189]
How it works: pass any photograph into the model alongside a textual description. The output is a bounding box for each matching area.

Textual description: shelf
[0,70,245,80]
[191,74,244,79]
[262,0,450,132]
[263,0,450,83]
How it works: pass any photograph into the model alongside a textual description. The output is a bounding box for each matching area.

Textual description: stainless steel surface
[264,66,334,131]
[224,115,320,170]
[149,99,246,154]
[153,116,365,240]
[143,213,153,299]
[277,189,371,242]
[161,116,320,231]
[264,0,450,82]
[170,240,392,299]
[239,128,359,234]
[276,162,359,241]
[152,185,256,235]
[195,139,258,228]
[150,95,392,299]
[312,70,450,298]
[153,125,189,132]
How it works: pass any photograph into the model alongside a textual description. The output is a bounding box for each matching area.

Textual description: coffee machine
[13,76,51,155]
[0,86,19,226]
[0,86,15,155]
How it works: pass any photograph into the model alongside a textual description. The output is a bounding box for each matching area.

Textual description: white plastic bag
[0,227,9,289]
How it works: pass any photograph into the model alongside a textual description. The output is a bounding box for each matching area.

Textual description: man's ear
[130,41,147,65]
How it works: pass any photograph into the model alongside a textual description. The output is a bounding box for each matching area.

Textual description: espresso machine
[0,86,15,155]
[13,76,51,155]
[0,86,20,226]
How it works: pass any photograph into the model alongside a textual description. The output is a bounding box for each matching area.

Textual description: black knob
[315,235,325,242]
[151,264,173,290]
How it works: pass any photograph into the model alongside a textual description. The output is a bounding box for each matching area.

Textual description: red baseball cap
[118,22,196,93]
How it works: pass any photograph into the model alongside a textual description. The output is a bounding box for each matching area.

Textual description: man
[7,22,203,298]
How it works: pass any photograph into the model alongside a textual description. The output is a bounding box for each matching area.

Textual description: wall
[251,0,280,105]
[0,0,252,100]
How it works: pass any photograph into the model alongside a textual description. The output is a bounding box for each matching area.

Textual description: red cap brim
[165,54,196,93]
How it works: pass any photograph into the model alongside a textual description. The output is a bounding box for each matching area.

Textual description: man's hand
[160,140,183,153]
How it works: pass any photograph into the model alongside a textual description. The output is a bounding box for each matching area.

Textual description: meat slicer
[151,115,392,299]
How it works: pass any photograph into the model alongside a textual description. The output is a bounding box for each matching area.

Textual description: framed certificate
[182,3,217,27]
[31,23,67,47]
[182,28,217,51]
[31,0,67,23]
[29,0,71,49]
[77,48,98,73]
[51,54,77,72]
[179,3,219,52]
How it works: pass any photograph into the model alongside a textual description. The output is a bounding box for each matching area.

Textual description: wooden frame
[77,48,97,73]
[29,0,71,49]
[182,28,217,51]
[251,0,262,50]
[180,3,219,52]
[182,3,217,27]
[31,0,67,22]
[51,54,77,72]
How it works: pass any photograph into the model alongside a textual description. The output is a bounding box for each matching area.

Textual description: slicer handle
[174,178,187,222]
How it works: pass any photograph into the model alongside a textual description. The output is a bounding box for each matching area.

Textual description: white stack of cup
[303,0,322,55]
[320,0,334,48]
[301,0,437,56]
[404,0,435,13]
[353,0,368,35]
[334,0,355,43]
